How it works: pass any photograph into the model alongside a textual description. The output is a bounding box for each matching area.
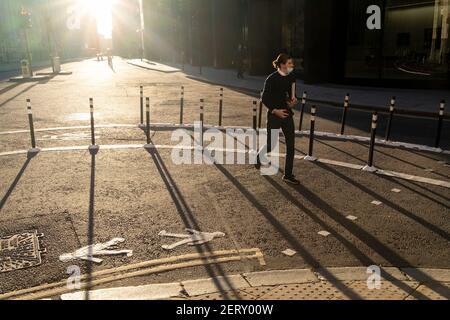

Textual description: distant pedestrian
[256,53,299,185]
[234,44,246,79]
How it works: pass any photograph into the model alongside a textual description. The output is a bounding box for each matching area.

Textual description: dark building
[0,0,102,65]
[112,0,141,58]
[136,0,449,89]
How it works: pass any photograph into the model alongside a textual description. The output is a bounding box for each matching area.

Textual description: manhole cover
[0,231,46,273]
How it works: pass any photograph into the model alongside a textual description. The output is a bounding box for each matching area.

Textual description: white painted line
[346,215,358,221]
[282,249,297,257]
[0,149,29,157]
[315,158,364,170]
[376,169,450,188]
[391,188,402,193]
[424,169,434,172]
[295,130,447,154]
[0,144,448,189]
[0,124,136,135]
[1,123,447,155]
[318,231,331,237]
[371,200,382,206]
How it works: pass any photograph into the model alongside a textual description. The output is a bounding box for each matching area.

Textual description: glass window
[382,0,449,80]
[345,0,449,81]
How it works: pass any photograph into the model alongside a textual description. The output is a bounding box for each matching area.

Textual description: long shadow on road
[0,82,44,109]
[0,151,36,212]
[85,148,98,300]
[262,174,430,300]
[145,145,244,300]
[292,162,450,298]
[213,163,363,300]
[316,163,449,242]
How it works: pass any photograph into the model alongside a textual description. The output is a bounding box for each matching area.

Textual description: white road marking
[282,249,297,257]
[371,200,382,206]
[0,144,448,189]
[0,123,447,155]
[346,215,358,221]
[391,188,402,193]
[318,231,331,237]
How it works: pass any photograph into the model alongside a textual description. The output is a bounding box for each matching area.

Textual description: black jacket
[261,71,296,113]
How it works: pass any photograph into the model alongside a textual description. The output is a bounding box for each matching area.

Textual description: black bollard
[435,100,445,148]
[385,96,396,141]
[26,99,37,150]
[367,112,378,169]
[219,88,223,126]
[340,94,350,135]
[89,98,96,147]
[298,91,307,131]
[306,105,317,161]
[180,86,184,125]
[146,97,150,145]
[140,86,144,125]
[200,99,204,148]
[253,101,257,130]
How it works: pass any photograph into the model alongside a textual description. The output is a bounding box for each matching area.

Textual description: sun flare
[77,0,116,39]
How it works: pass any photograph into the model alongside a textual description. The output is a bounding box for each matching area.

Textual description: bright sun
[78,0,116,39]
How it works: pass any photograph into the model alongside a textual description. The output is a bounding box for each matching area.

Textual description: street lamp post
[44,0,55,73]
[138,0,145,61]
[20,7,33,76]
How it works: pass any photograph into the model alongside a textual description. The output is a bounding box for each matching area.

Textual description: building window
[345,0,449,82]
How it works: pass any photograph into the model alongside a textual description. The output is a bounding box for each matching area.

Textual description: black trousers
[259,113,296,177]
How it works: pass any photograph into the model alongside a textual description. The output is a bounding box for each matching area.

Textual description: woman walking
[256,53,299,185]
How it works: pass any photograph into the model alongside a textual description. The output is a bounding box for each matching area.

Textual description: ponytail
[273,53,292,69]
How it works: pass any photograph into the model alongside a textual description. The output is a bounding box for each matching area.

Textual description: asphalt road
[0,58,449,295]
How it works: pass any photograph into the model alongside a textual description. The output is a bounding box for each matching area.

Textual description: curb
[59,267,450,300]
[127,60,180,74]
[9,75,51,83]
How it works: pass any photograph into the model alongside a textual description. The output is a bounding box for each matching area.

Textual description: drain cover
[0,231,46,273]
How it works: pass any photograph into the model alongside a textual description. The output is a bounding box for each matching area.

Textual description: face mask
[286,67,294,75]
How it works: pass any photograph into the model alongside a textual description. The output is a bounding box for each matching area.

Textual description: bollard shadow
[317,162,449,242]
[0,82,21,96]
[375,175,450,211]
[213,163,362,299]
[0,83,39,109]
[262,174,431,300]
[355,142,449,180]
[0,75,53,109]
[315,139,366,163]
[0,151,37,212]
[84,147,98,300]
[145,144,243,300]
[299,162,450,298]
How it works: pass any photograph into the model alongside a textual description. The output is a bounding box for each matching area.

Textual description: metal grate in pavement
[240,286,278,299]
[257,282,347,300]
[190,290,257,301]
[0,230,46,273]
[335,281,419,300]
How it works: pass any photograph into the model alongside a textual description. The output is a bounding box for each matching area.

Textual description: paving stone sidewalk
[60,268,450,300]
[157,61,450,114]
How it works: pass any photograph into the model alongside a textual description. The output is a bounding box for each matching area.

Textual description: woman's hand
[272,109,290,119]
